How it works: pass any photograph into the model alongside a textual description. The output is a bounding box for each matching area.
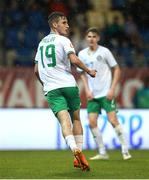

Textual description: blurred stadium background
[0,0,149,151]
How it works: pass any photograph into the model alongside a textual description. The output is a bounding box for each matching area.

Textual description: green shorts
[87,96,117,114]
[45,87,80,115]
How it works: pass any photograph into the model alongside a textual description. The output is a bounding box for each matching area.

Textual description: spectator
[124,15,142,48]
[134,49,147,67]
[0,0,148,67]
[133,77,149,108]
[103,15,125,48]
[119,39,134,67]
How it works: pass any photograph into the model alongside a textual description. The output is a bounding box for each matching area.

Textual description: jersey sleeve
[105,48,117,67]
[61,37,75,55]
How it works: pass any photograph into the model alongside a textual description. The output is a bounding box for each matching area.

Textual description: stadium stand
[0,0,148,67]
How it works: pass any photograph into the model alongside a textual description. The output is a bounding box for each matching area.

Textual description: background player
[78,27,131,160]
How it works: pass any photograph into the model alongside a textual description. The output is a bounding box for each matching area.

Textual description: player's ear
[53,22,57,28]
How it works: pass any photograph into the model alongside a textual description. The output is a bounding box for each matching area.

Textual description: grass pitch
[0,150,149,179]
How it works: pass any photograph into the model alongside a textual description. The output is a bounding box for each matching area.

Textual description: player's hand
[86,90,94,100]
[106,89,115,100]
[88,69,97,77]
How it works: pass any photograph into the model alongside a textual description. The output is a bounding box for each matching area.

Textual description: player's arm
[34,63,43,86]
[105,48,121,100]
[80,72,94,100]
[111,65,121,91]
[107,65,121,100]
[68,53,96,77]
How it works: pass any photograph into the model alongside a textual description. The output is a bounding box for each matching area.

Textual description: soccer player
[78,27,132,160]
[34,12,96,171]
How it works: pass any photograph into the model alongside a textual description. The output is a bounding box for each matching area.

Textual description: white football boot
[122,152,132,160]
[90,153,109,160]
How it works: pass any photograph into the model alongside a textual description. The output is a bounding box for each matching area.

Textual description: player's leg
[107,111,131,160]
[72,109,83,151]
[71,111,90,171]
[46,89,78,152]
[72,109,90,170]
[71,109,83,169]
[46,88,90,170]
[57,110,78,151]
[88,112,108,160]
[102,97,131,160]
[87,99,108,160]
[63,87,90,170]
[62,87,83,151]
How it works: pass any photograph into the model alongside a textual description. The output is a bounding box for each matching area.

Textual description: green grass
[0,150,149,179]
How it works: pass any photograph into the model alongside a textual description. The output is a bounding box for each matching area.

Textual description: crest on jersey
[97,55,102,61]
[97,55,106,64]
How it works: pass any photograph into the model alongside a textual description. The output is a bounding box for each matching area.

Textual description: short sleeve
[61,37,75,55]
[78,51,85,62]
[105,48,117,67]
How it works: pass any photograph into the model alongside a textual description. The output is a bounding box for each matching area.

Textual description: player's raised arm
[68,53,96,77]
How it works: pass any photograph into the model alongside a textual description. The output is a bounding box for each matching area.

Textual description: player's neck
[50,29,67,37]
[50,29,59,34]
[89,45,98,52]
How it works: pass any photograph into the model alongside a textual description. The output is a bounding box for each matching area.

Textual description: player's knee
[108,118,119,127]
[89,120,97,128]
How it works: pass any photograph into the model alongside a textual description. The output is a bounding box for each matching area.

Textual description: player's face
[86,32,100,47]
[55,16,69,36]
